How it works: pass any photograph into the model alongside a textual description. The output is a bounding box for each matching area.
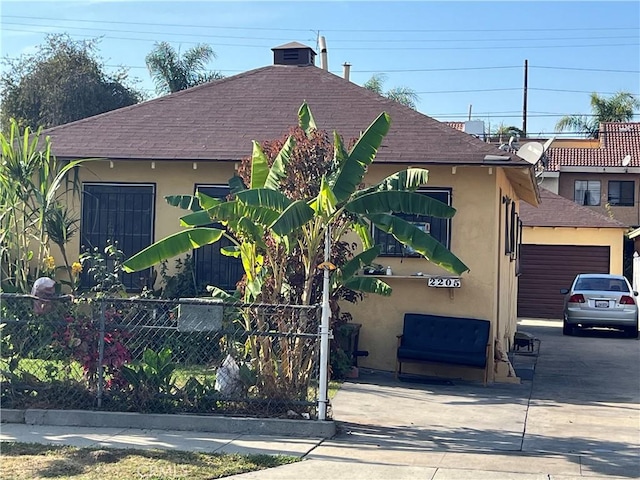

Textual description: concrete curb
[0,409,336,439]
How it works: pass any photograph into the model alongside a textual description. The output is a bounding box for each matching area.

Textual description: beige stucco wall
[50,159,529,383]
[522,226,626,274]
[343,164,523,383]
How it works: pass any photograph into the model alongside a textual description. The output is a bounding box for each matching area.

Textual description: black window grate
[373,189,452,257]
[81,183,155,292]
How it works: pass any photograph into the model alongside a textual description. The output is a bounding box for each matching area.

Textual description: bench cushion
[397,313,490,368]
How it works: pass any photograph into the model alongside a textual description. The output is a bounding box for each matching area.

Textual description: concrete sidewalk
[1,319,638,479]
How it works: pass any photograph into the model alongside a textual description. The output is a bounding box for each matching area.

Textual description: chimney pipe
[319,36,328,71]
[343,62,351,81]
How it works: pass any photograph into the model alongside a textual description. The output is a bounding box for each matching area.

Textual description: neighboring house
[518,187,627,319]
[539,122,640,230]
[43,42,539,383]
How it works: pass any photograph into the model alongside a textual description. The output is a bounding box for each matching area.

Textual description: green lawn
[0,442,299,480]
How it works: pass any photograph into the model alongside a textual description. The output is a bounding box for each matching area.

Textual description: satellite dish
[516,142,544,165]
[622,155,631,167]
[542,136,555,153]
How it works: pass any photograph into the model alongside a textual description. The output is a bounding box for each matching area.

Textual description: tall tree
[364,73,419,109]
[555,91,640,138]
[1,34,143,131]
[145,42,223,95]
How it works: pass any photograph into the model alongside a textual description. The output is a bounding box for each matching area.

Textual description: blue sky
[1,1,639,136]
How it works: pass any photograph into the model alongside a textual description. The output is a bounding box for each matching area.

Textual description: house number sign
[428,277,461,288]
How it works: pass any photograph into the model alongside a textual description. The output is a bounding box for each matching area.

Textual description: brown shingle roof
[520,187,627,228]
[546,122,640,171]
[43,64,531,167]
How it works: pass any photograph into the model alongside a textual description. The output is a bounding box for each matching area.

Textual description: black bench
[396,313,491,385]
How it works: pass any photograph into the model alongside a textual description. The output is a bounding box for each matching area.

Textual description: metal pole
[318,227,331,421]
[522,59,528,137]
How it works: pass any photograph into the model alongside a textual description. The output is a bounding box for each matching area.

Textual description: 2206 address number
[428,277,461,288]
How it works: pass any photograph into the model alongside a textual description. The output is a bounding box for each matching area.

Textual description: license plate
[428,277,461,288]
[595,300,609,308]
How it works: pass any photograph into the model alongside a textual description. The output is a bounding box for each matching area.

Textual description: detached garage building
[518,188,627,319]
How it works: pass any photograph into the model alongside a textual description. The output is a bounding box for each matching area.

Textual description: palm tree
[145,42,223,96]
[555,91,639,138]
[364,74,419,109]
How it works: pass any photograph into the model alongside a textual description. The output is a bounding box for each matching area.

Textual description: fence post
[318,227,331,421]
[96,300,106,408]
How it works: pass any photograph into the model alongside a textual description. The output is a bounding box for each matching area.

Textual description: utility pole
[522,59,528,137]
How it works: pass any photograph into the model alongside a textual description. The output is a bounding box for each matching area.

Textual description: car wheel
[563,320,573,336]
[625,324,639,339]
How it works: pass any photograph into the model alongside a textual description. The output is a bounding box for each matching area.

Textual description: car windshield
[575,277,630,292]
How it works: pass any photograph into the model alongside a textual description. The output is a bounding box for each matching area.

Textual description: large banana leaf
[264,135,295,190]
[235,188,291,212]
[180,200,280,228]
[354,168,430,199]
[342,276,392,296]
[236,217,266,248]
[196,192,221,209]
[123,228,224,273]
[165,194,203,212]
[269,200,315,236]
[298,102,317,136]
[250,141,269,189]
[332,112,391,203]
[352,217,374,250]
[179,209,216,227]
[346,191,456,218]
[309,176,337,219]
[368,213,469,275]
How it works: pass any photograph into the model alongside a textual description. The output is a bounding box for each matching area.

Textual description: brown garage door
[517,244,610,319]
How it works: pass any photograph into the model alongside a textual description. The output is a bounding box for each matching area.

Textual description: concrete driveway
[307,319,640,478]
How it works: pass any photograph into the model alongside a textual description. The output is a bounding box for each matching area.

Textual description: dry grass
[0,442,298,480]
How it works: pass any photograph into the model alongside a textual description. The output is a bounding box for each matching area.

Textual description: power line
[5,28,637,74]
[533,65,640,73]
[5,25,637,51]
[3,21,637,44]
[3,15,638,33]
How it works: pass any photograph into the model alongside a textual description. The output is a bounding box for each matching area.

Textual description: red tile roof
[43,64,530,168]
[520,187,627,228]
[545,122,640,171]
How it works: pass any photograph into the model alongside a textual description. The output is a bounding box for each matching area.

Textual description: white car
[560,274,639,338]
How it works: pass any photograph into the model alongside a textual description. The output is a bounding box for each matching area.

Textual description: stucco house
[518,187,627,319]
[43,43,539,383]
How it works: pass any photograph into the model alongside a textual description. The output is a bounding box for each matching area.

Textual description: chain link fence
[0,294,325,419]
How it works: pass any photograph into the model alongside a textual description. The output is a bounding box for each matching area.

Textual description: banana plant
[123,103,468,400]
[124,103,468,303]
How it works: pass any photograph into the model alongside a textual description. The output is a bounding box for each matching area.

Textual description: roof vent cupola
[272,42,316,66]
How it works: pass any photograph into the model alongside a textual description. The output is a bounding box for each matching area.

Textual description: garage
[517,244,610,318]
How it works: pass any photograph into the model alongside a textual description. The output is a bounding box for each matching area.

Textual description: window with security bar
[81,183,155,291]
[373,189,452,257]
